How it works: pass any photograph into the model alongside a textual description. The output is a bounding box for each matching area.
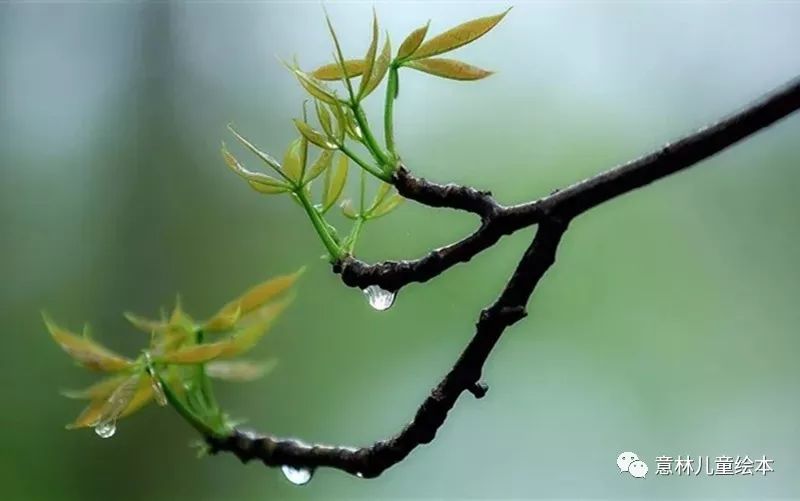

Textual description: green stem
[351,104,390,167]
[195,330,218,415]
[384,65,399,157]
[157,372,224,438]
[339,143,391,181]
[296,189,342,260]
[345,216,366,254]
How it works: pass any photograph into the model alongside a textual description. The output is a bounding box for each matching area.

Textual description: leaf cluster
[45,270,302,437]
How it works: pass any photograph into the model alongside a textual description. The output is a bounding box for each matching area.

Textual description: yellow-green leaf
[92,373,142,426]
[358,11,380,99]
[120,377,156,416]
[306,149,334,183]
[168,297,195,332]
[219,296,293,358]
[206,359,277,382]
[323,154,349,212]
[123,312,167,334]
[44,314,134,372]
[369,193,404,219]
[159,342,228,364]
[371,182,393,209]
[329,101,347,142]
[290,65,339,105]
[343,108,362,141]
[226,125,282,172]
[282,138,304,183]
[340,199,358,220]
[203,303,242,332]
[65,371,154,429]
[293,119,337,150]
[221,144,288,193]
[311,59,366,81]
[204,268,303,332]
[315,100,333,138]
[66,399,107,429]
[406,58,493,80]
[397,21,430,60]
[410,9,510,60]
[61,374,129,400]
[248,180,290,195]
[362,36,391,98]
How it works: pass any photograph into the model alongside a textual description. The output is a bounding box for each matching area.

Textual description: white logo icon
[617,451,648,478]
[629,460,649,478]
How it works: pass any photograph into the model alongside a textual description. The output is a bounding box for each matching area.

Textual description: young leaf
[44,314,134,372]
[282,138,304,183]
[323,154,349,212]
[324,12,357,100]
[406,58,493,80]
[311,59,366,81]
[120,377,157,416]
[343,108,363,141]
[305,149,334,183]
[92,373,142,427]
[62,374,130,400]
[362,36,391,98]
[396,21,430,60]
[206,359,278,382]
[123,312,167,334]
[219,296,293,358]
[371,181,393,209]
[357,11,380,100]
[340,199,358,220]
[369,193,404,219]
[203,303,242,332]
[226,125,283,173]
[66,399,107,430]
[329,101,347,143]
[159,342,229,365]
[315,100,333,138]
[288,64,339,105]
[204,268,304,332]
[293,119,337,150]
[168,297,195,333]
[409,8,510,60]
[247,180,291,195]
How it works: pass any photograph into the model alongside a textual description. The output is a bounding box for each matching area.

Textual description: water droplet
[356,472,364,478]
[281,465,313,486]
[363,285,395,311]
[94,421,116,439]
[149,376,168,406]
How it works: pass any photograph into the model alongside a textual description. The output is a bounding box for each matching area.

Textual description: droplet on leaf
[94,421,116,439]
[363,285,396,311]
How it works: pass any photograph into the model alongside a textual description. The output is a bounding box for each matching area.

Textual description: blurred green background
[1,1,799,499]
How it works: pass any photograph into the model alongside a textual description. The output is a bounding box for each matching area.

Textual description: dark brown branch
[335,75,800,292]
[208,75,800,480]
[208,218,568,478]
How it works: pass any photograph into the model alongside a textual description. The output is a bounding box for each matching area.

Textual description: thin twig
[335,75,800,292]
[208,219,567,478]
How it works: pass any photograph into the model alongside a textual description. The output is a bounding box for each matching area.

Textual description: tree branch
[208,75,800,479]
[208,218,567,478]
[335,75,800,292]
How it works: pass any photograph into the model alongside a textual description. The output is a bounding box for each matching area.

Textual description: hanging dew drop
[363,285,395,311]
[281,465,313,486]
[94,421,116,439]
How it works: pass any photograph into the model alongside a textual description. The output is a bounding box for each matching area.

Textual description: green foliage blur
[1,2,799,499]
